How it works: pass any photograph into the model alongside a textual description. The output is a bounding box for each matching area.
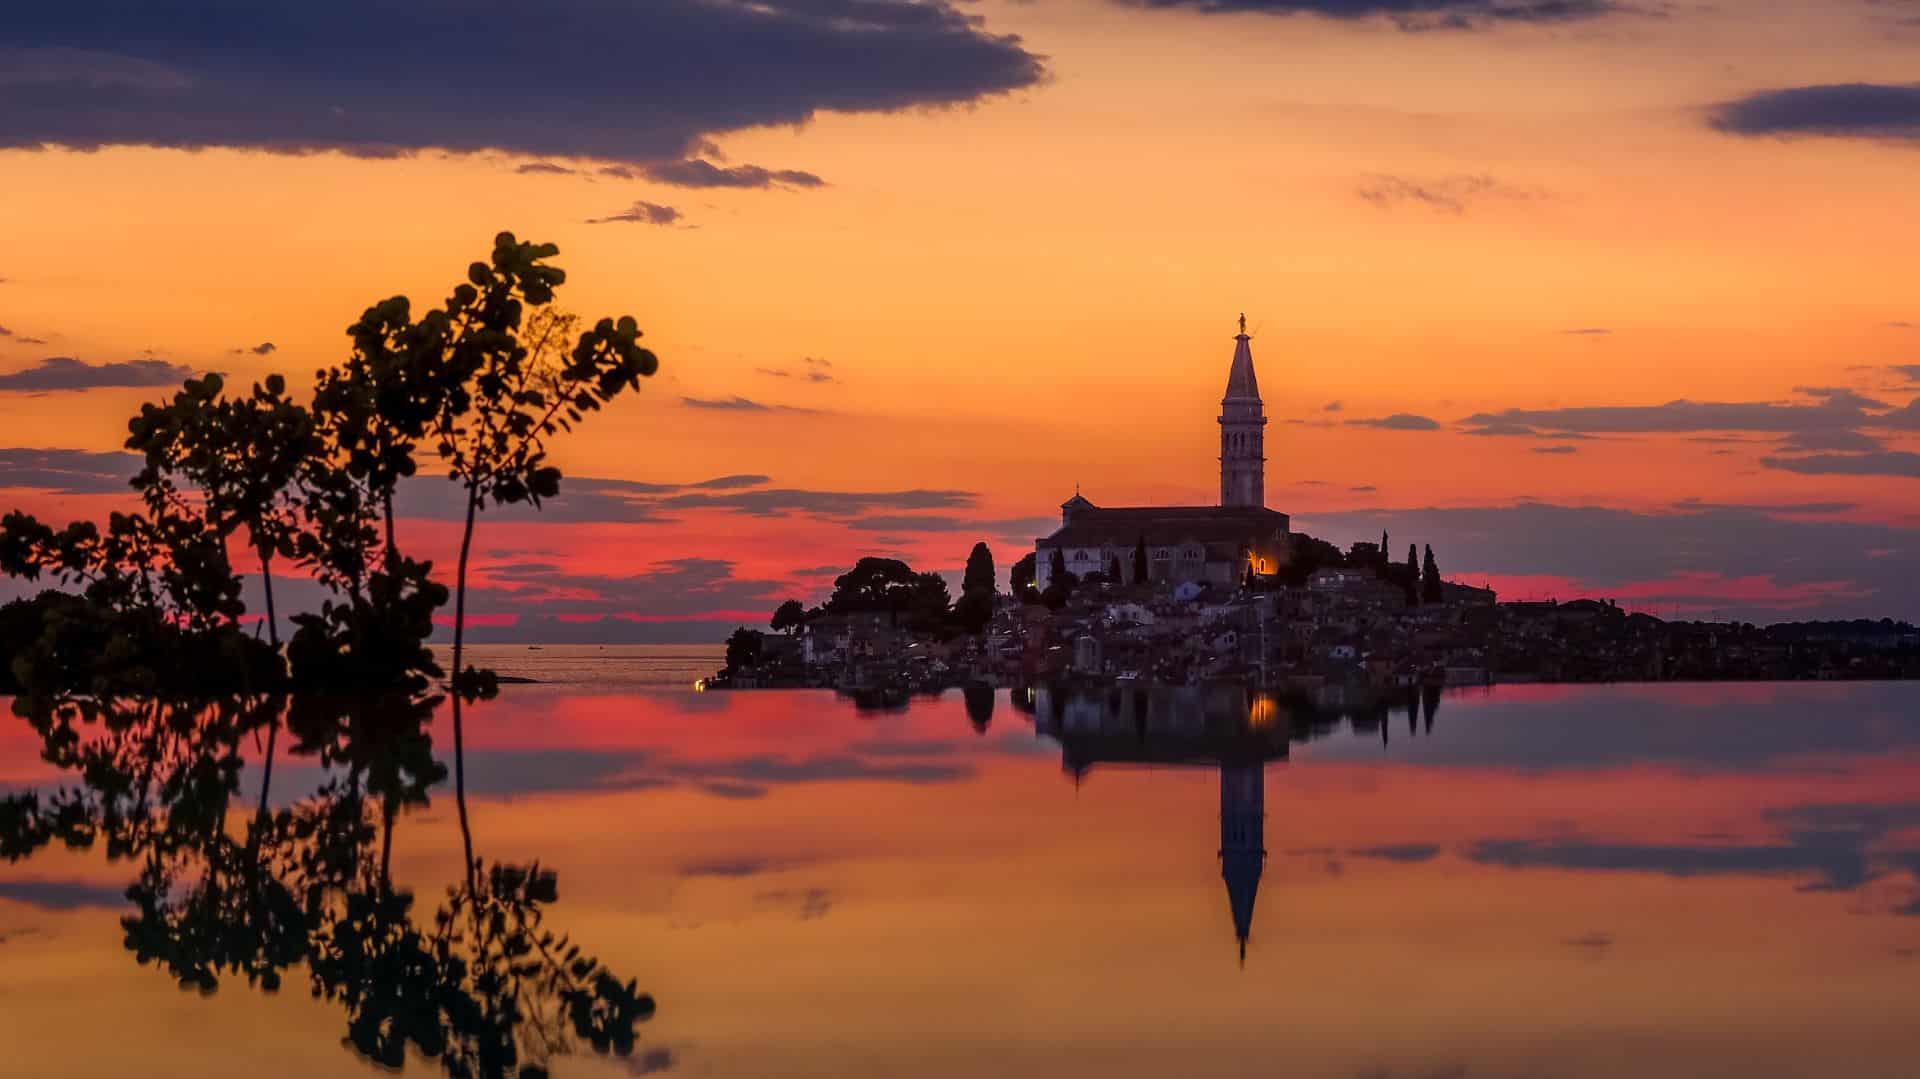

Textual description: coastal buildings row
[717,315,1920,691]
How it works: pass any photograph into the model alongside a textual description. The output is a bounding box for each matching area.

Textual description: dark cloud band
[0,1,1045,163]
[0,356,196,392]
[1124,0,1624,30]
[1712,83,1920,141]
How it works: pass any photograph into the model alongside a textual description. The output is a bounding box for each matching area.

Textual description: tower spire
[1219,315,1268,508]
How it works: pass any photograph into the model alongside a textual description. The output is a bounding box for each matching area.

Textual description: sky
[2,0,1919,635]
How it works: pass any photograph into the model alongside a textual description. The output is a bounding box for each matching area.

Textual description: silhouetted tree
[127,372,317,650]
[1406,544,1420,607]
[770,599,806,635]
[962,542,996,597]
[1009,553,1038,604]
[952,591,993,635]
[827,557,917,615]
[724,627,764,673]
[963,683,995,733]
[1108,554,1123,582]
[1133,535,1149,584]
[953,542,997,634]
[1041,548,1077,609]
[1423,544,1443,604]
[425,237,657,699]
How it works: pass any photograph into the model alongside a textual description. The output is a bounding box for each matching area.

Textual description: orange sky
[1,0,1917,629]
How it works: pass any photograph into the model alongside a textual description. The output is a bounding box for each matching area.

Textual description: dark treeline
[728,529,1463,668]
[0,233,661,1078]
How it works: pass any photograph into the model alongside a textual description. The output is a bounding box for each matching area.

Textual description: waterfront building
[1035,316,1290,590]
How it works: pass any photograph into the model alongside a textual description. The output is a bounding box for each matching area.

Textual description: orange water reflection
[5,680,1920,1078]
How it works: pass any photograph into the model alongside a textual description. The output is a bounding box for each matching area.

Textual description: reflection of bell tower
[1219,762,1266,964]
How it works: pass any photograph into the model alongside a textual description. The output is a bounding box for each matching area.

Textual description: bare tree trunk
[383,491,398,569]
[255,552,281,829]
[452,489,479,887]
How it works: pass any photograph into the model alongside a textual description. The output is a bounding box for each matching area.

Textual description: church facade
[1034,317,1290,589]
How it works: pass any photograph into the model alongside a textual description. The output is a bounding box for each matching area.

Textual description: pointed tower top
[1222,850,1262,961]
[1224,320,1260,401]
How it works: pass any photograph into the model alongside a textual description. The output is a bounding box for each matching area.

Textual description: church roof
[1224,324,1260,402]
[1039,505,1288,547]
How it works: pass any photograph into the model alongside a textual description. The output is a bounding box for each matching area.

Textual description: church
[1034,316,1291,589]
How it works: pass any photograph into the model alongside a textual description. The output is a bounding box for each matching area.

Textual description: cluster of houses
[717,320,1918,695]
[718,569,1920,695]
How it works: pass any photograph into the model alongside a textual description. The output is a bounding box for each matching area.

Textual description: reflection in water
[0,692,652,1077]
[13,675,1920,1079]
[1020,684,1438,962]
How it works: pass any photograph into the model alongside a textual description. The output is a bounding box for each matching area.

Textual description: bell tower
[1219,314,1267,508]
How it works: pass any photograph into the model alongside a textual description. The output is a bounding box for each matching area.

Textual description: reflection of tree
[963,684,995,734]
[0,691,653,1077]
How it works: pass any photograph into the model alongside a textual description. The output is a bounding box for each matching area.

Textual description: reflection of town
[1011,683,1442,963]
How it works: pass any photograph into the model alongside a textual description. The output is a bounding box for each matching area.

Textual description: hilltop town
[713,541,1920,700]
[713,318,1920,698]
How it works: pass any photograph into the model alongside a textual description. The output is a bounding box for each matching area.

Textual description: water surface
[3,657,1919,1078]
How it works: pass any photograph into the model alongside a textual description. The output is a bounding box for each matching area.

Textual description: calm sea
[4,653,1920,1078]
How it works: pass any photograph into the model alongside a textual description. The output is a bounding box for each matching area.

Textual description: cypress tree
[1422,544,1443,604]
[962,541,996,597]
[1133,534,1149,585]
[1405,544,1420,607]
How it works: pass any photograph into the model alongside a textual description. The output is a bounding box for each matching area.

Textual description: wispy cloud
[1346,413,1441,431]
[639,159,826,189]
[0,356,196,392]
[1355,173,1537,214]
[1762,451,1920,479]
[755,357,838,383]
[586,200,684,227]
[680,394,819,413]
[0,447,140,493]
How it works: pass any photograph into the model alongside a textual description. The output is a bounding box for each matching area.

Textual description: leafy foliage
[770,599,807,635]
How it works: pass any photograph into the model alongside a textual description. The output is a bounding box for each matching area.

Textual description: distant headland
[713,318,1920,696]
